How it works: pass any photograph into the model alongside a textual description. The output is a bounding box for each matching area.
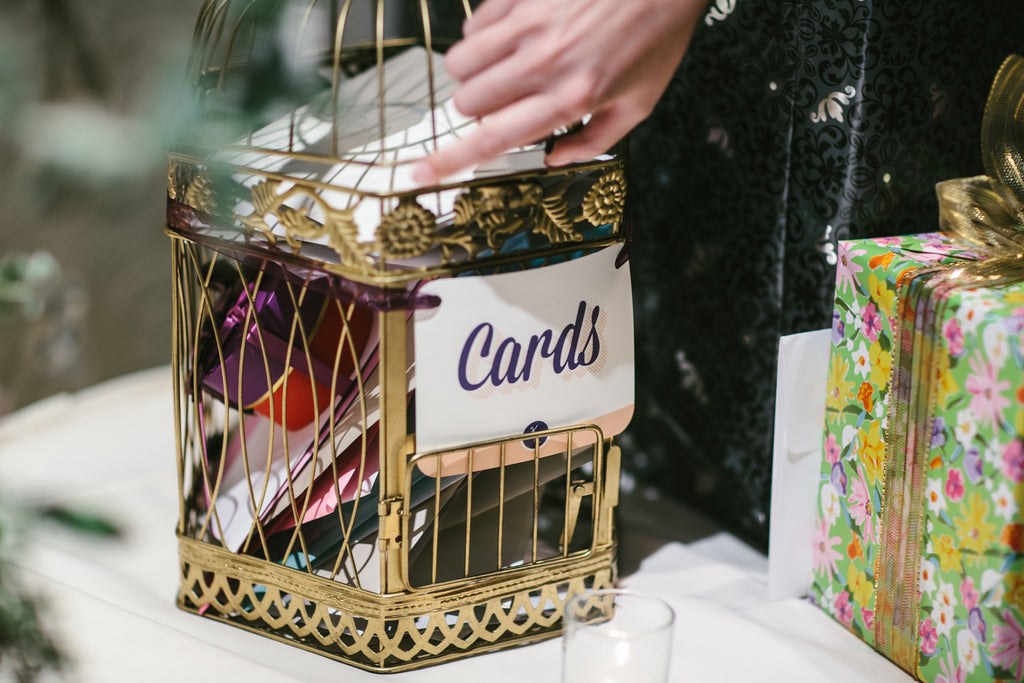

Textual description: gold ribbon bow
[937,54,1024,282]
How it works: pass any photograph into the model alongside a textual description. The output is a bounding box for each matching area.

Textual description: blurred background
[0,0,206,414]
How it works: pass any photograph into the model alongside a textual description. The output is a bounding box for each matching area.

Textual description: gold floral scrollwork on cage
[581,168,626,227]
[376,198,438,259]
[166,161,184,201]
[241,181,369,268]
[452,179,585,254]
[454,184,533,249]
[536,179,583,245]
[168,160,218,216]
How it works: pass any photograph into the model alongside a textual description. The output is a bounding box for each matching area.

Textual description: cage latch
[561,480,594,550]
[598,443,621,546]
[378,497,404,552]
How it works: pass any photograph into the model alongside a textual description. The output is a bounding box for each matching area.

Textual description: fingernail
[411,162,438,185]
[544,154,569,168]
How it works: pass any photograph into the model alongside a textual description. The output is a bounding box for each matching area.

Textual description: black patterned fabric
[624,0,1024,549]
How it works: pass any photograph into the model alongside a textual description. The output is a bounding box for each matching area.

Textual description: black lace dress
[625,0,1024,548]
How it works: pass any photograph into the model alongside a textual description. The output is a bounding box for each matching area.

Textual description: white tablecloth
[0,368,913,682]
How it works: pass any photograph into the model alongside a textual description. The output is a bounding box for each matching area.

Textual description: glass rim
[564,588,676,636]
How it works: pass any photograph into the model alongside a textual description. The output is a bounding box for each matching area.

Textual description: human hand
[412,0,706,184]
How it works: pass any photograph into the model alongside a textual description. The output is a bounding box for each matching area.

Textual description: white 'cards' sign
[413,246,633,474]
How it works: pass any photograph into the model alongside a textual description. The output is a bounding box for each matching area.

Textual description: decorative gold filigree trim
[376,198,437,259]
[241,180,369,268]
[582,169,626,227]
[452,179,587,253]
[168,159,218,216]
[177,534,615,672]
[169,156,624,282]
[536,180,583,244]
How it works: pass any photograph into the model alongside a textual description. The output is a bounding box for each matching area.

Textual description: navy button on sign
[522,420,548,449]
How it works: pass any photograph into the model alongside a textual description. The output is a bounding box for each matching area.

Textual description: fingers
[412,0,699,184]
[462,0,519,35]
[544,103,638,167]
[447,0,563,105]
[444,13,520,82]
[411,93,570,184]
[451,54,539,119]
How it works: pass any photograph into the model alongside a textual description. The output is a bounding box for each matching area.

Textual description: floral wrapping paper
[811,231,1024,682]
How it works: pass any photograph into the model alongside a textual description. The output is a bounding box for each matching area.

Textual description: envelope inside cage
[199,277,376,430]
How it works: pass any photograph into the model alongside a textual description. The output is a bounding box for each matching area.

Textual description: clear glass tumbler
[562,588,676,683]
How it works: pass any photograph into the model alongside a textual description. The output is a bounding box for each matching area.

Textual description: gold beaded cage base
[177,541,616,672]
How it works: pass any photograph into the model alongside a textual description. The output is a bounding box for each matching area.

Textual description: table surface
[0,367,914,683]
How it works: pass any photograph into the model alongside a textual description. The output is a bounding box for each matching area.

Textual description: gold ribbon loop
[937,175,1024,255]
[981,54,1024,202]
[938,54,1024,263]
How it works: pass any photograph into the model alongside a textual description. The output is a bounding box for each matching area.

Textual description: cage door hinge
[378,497,404,553]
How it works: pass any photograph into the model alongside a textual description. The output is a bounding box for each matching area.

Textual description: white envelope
[767,328,830,600]
[222,46,560,245]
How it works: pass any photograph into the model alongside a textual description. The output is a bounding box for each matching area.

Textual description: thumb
[544,104,637,167]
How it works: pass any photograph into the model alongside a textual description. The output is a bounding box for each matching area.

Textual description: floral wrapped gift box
[810,54,1024,683]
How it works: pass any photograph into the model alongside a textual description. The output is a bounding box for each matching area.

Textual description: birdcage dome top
[166,0,625,285]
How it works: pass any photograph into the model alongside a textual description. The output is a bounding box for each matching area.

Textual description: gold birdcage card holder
[168,0,631,672]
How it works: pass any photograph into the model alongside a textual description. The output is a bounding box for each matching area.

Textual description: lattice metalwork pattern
[170,235,622,670]
[177,537,615,672]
